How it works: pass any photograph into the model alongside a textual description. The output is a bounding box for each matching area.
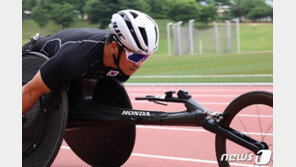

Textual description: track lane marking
[126,83,273,86]
[132,101,229,105]
[126,88,273,92]
[136,126,273,136]
[238,114,273,118]
[131,74,273,78]
[129,93,238,97]
[131,153,256,167]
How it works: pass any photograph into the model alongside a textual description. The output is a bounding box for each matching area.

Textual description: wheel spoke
[262,122,273,141]
[237,116,250,137]
[256,105,264,141]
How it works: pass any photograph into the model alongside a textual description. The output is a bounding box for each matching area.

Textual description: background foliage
[22,0,273,83]
[23,0,273,29]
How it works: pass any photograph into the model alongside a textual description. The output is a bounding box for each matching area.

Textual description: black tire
[215,91,273,167]
[22,52,68,167]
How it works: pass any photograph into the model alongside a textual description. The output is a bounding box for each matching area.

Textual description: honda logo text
[122,110,151,116]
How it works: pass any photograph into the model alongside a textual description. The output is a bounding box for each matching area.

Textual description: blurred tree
[230,0,271,21]
[214,0,231,5]
[268,5,273,19]
[143,0,170,19]
[246,4,273,21]
[197,3,218,25]
[31,6,49,28]
[195,0,231,5]
[66,0,86,16]
[84,0,150,29]
[84,0,119,29]
[23,0,37,11]
[168,0,200,23]
[43,0,86,16]
[230,0,250,19]
[49,2,77,28]
[217,11,232,21]
[119,0,150,13]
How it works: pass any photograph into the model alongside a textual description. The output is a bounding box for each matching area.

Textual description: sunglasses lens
[127,53,149,63]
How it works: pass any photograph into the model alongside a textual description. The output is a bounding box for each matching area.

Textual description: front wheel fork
[203,118,269,154]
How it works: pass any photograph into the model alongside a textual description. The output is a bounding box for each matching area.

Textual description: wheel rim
[216,91,273,167]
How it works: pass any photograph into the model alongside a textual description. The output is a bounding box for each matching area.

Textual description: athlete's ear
[110,41,118,56]
[110,41,117,48]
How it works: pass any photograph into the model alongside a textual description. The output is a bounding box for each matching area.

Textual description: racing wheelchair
[22,52,273,167]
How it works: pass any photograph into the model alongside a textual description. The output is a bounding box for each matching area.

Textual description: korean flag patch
[106,70,119,76]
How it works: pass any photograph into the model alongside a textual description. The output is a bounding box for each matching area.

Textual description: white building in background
[265,0,273,7]
[22,10,32,20]
[217,5,231,17]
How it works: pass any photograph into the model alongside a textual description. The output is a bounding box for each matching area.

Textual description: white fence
[168,19,240,55]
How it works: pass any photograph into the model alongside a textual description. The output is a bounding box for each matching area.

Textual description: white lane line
[61,146,71,150]
[131,153,219,165]
[131,100,229,105]
[238,114,273,118]
[132,153,255,167]
[131,101,273,117]
[126,83,273,86]
[131,74,273,78]
[60,146,254,167]
[137,126,207,133]
[126,89,272,92]
[136,126,273,136]
[129,93,238,97]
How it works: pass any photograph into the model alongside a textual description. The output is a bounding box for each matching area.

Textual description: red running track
[52,85,273,167]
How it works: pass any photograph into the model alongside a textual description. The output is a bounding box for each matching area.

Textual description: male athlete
[22,9,159,115]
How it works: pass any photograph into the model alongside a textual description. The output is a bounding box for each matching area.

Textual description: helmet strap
[112,45,124,73]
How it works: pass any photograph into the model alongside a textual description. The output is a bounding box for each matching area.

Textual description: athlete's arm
[22,70,51,115]
[23,41,98,115]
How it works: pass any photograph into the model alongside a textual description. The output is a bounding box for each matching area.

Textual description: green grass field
[127,52,272,83]
[22,19,273,53]
[22,19,273,83]
[234,23,273,52]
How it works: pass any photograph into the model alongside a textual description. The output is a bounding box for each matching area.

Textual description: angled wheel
[22,52,68,167]
[215,91,273,167]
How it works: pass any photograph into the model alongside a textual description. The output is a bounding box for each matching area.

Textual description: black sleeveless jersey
[26,28,130,90]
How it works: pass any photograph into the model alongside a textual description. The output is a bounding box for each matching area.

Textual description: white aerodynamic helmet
[109,9,159,55]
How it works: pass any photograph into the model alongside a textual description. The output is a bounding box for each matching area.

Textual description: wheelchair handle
[135,90,209,113]
[135,90,190,104]
[135,96,187,105]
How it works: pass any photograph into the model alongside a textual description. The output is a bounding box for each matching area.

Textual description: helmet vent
[130,11,138,18]
[154,26,158,45]
[121,13,144,51]
[114,10,158,54]
[139,27,148,46]
[125,20,145,52]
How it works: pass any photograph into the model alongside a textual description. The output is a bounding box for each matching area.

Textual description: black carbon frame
[66,96,268,154]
